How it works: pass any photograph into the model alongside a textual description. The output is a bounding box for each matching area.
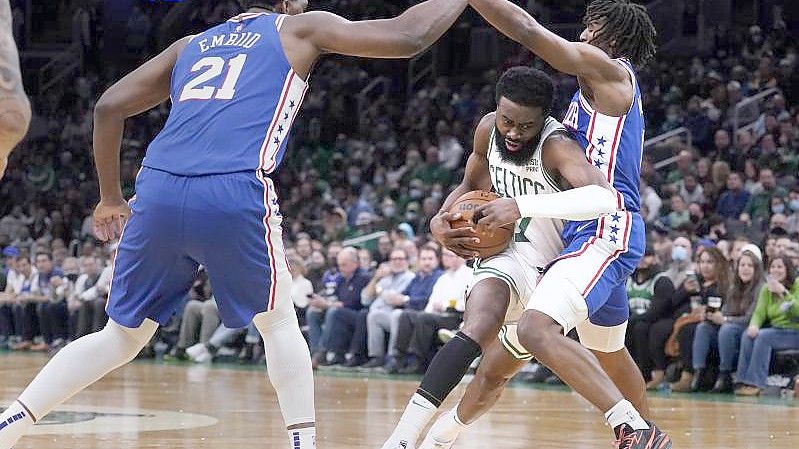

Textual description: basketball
[448,190,514,258]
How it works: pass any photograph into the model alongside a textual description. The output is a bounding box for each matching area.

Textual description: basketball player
[453,0,666,447]
[0,1,467,448]
[382,65,635,449]
[0,0,31,179]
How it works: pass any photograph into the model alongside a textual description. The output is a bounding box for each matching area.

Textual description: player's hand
[430,212,480,259]
[474,198,521,231]
[93,198,131,242]
[746,325,759,338]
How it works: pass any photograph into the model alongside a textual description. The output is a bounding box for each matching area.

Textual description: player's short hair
[495,66,554,115]
[238,0,281,10]
[583,0,657,66]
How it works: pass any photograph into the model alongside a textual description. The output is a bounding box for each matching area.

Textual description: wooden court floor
[2,352,797,448]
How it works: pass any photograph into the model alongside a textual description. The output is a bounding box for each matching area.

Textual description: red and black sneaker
[614,420,672,449]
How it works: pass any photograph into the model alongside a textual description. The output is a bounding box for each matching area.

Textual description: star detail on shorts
[597,148,606,158]
[597,136,607,146]
[611,213,621,222]
[610,235,618,244]
[277,125,284,134]
[594,159,604,168]
[610,225,620,234]
[283,113,289,120]
[273,137,280,145]
[289,101,296,109]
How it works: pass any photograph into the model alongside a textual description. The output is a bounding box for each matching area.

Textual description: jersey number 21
[179,54,247,101]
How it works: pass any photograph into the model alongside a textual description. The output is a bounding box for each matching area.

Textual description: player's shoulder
[472,112,496,155]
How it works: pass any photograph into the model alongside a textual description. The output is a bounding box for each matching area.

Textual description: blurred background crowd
[1,0,799,398]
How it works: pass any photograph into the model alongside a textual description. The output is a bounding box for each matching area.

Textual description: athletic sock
[288,426,316,449]
[0,401,35,449]
[605,400,649,431]
[380,393,437,449]
[417,332,482,407]
[426,407,469,444]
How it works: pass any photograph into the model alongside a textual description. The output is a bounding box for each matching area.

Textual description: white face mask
[672,246,689,262]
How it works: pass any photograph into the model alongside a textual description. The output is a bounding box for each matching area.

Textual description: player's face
[494,96,546,165]
[580,20,603,45]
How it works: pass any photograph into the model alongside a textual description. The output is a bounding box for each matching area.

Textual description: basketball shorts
[106,167,292,329]
[525,212,645,353]
[469,245,547,361]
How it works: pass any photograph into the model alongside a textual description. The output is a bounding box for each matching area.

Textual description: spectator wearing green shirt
[740,168,787,225]
[735,255,799,395]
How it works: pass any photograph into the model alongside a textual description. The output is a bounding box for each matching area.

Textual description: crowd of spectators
[1,0,798,397]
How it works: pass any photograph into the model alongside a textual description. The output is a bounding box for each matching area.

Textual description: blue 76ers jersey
[561,58,644,213]
[143,13,308,176]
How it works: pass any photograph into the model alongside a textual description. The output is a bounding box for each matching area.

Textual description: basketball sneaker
[613,421,672,449]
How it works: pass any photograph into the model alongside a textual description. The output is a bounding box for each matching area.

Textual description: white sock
[253,307,315,427]
[0,401,35,449]
[382,393,437,448]
[288,427,316,449]
[604,400,648,431]
[427,407,468,443]
[18,319,157,419]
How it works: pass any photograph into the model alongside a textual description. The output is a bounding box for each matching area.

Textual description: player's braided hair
[583,0,657,67]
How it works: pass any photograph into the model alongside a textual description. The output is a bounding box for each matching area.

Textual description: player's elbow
[0,96,32,148]
[94,92,126,121]
[396,32,427,58]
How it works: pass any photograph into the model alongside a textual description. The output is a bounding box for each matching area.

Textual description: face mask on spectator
[671,246,689,262]
[409,189,423,199]
[772,204,785,214]
[790,199,799,211]
[382,206,396,217]
[405,212,418,221]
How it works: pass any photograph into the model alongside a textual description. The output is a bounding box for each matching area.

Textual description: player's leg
[518,217,670,447]
[1,169,199,448]
[381,273,511,449]
[576,284,649,419]
[420,338,528,449]
[196,172,314,448]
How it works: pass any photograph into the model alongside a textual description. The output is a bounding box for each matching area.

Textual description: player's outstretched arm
[476,134,617,229]
[93,36,191,202]
[0,0,31,179]
[288,0,468,59]
[468,0,624,82]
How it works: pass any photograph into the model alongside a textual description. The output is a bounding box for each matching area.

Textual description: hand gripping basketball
[437,190,514,259]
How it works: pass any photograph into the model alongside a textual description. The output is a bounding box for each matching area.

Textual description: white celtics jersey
[486,116,566,268]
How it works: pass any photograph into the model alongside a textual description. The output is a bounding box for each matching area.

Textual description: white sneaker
[186,343,212,363]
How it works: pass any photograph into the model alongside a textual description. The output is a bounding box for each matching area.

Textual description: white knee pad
[252,301,297,334]
[106,318,159,350]
[576,320,627,353]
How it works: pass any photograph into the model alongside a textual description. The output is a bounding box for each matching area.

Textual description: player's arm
[468,0,627,83]
[91,36,191,241]
[0,0,32,179]
[431,113,494,259]
[476,133,617,230]
[286,0,467,59]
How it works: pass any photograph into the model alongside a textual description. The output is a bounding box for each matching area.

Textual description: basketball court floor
[2,352,797,448]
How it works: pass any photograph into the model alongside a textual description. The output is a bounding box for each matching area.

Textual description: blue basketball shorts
[106,167,292,329]
[525,212,645,348]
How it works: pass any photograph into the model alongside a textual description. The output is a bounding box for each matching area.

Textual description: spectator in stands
[173,271,216,360]
[716,172,751,219]
[640,178,662,223]
[390,248,470,374]
[31,252,66,352]
[670,246,731,392]
[288,255,313,328]
[4,253,37,350]
[735,255,799,396]
[692,245,764,393]
[308,247,371,367]
[363,246,441,370]
[679,174,706,206]
[626,246,675,383]
[741,168,787,226]
[71,255,108,338]
[667,195,690,230]
[0,248,17,348]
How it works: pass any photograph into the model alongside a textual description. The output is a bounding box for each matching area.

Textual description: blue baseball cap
[2,246,20,257]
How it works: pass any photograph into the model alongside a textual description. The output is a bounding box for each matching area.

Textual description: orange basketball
[448,190,514,259]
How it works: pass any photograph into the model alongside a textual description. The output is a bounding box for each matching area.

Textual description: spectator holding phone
[692,245,764,393]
